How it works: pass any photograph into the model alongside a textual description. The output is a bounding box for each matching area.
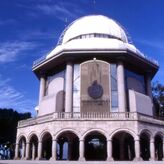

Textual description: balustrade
[18,111,164,128]
[18,112,139,127]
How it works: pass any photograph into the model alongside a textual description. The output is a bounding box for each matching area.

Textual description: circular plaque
[88,80,103,99]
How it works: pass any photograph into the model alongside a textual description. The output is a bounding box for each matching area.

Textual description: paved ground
[0,160,164,164]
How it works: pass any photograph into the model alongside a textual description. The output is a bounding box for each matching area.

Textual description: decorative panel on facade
[80,60,110,112]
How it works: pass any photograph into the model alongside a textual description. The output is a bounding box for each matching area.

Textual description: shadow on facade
[112,131,135,161]
[84,131,107,161]
[57,131,79,160]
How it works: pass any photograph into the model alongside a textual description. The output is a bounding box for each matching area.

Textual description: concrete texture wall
[38,72,65,116]
[129,90,153,116]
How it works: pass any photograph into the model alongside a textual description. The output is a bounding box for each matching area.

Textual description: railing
[18,112,164,128]
[18,112,138,127]
[33,55,47,68]
[53,112,138,119]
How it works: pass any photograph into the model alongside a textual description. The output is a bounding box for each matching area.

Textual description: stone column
[162,140,164,161]
[65,62,73,113]
[107,139,113,161]
[39,75,46,103]
[50,139,57,160]
[68,139,72,160]
[25,142,30,160]
[21,142,25,159]
[134,139,141,161]
[146,74,152,100]
[37,141,42,160]
[150,138,155,161]
[14,143,19,159]
[79,140,85,161]
[32,144,35,160]
[117,61,126,112]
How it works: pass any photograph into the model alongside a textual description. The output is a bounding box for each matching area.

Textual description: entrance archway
[140,132,150,160]
[29,134,38,160]
[84,131,107,161]
[42,132,52,160]
[18,136,26,159]
[112,131,135,161]
[155,134,163,160]
[57,131,79,160]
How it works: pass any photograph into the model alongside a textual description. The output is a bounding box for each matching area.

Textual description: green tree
[0,108,31,154]
[152,82,164,117]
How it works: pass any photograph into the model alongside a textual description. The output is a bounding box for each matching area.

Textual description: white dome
[58,15,129,45]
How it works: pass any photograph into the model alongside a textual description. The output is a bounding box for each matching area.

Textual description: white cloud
[137,38,164,50]
[21,30,58,41]
[36,2,84,21]
[0,41,37,63]
[0,75,36,115]
[0,19,16,26]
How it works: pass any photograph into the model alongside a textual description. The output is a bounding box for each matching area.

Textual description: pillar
[50,139,57,160]
[162,140,164,161]
[25,142,30,160]
[37,141,42,160]
[68,139,72,160]
[134,139,141,161]
[14,143,19,159]
[22,142,25,159]
[65,62,73,113]
[79,140,85,161]
[146,73,152,100]
[117,61,126,112]
[150,138,155,160]
[32,143,35,160]
[107,139,113,161]
[39,75,46,103]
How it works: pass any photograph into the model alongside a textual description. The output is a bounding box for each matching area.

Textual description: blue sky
[0,0,164,115]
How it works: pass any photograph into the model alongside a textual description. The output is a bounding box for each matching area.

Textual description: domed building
[15,15,164,161]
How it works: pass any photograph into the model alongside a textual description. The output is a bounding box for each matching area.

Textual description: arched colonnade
[15,129,164,161]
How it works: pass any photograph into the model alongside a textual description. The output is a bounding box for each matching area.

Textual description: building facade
[15,15,164,161]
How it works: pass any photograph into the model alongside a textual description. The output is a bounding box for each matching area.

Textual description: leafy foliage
[0,108,31,145]
[152,82,164,117]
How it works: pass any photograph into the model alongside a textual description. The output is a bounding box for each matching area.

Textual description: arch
[139,129,152,139]
[55,128,80,140]
[109,128,138,140]
[28,133,38,160]
[17,134,27,143]
[154,133,163,160]
[111,130,135,161]
[84,130,107,161]
[140,129,151,161]
[81,59,109,66]
[39,129,52,141]
[27,132,39,142]
[17,135,26,159]
[154,131,164,139]
[41,131,52,160]
[56,130,79,160]
[82,128,108,140]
